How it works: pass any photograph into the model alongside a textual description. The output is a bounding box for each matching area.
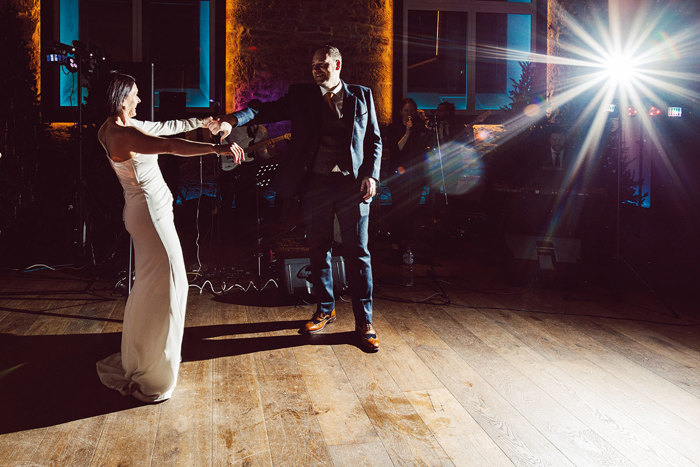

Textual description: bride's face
[121,84,141,118]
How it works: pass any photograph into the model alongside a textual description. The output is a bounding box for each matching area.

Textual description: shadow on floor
[0,321,359,434]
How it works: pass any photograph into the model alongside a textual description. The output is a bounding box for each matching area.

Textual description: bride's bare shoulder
[98,119,132,161]
[98,119,116,139]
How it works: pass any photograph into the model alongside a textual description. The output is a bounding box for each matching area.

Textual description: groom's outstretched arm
[215,91,294,136]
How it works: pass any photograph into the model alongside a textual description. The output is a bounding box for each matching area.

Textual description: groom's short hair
[314,45,342,62]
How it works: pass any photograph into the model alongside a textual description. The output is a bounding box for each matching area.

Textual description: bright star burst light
[460,1,699,236]
[387,2,698,219]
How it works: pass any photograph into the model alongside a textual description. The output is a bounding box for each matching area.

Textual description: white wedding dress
[97,118,201,402]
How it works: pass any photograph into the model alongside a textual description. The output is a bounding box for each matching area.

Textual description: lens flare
[462,2,698,238]
[604,53,639,84]
[424,143,484,196]
[524,103,540,117]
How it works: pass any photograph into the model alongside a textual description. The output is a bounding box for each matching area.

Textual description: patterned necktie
[324,92,337,118]
[553,152,561,168]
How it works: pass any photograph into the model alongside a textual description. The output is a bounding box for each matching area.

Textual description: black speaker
[281,257,347,296]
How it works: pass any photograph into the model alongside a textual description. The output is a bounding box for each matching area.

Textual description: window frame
[402,0,537,114]
[44,0,216,121]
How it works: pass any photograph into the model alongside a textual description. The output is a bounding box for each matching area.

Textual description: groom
[216,45,382,352]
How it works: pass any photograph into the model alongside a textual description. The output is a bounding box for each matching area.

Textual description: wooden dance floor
[1,270,699,465]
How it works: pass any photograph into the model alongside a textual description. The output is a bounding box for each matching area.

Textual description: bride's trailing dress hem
[97,118,202,402]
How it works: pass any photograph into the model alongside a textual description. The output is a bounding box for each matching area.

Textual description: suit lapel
[341,81,356,133]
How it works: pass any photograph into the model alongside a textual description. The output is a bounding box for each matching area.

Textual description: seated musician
[525,124,570,190]
[540,125,567,170]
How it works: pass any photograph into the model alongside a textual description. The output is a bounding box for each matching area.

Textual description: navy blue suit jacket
[232,81,382,198]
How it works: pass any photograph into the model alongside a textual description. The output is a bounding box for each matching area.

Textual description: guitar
[220,133,292,171]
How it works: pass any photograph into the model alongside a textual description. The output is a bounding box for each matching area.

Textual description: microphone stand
[425,113,450,301]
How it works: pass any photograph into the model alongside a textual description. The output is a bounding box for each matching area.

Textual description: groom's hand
[206,119,233,140]
[360,176,377,201]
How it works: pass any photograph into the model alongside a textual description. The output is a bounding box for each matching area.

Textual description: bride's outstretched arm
[113,126,244,161]
[129,117,213,136]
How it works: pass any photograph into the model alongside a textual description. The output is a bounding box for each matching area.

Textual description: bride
[96,73,243,402]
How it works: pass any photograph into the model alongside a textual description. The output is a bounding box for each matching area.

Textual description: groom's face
[312,51,341,89]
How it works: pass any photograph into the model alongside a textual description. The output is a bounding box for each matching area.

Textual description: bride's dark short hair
[106,73,136,116]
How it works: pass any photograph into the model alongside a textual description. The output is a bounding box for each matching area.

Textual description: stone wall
[4,0,41,95]
[546,0,608,125]
[225,0,393,124]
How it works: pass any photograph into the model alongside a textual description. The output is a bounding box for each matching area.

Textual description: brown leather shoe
[356,323,380,352]
[302,309,336,334]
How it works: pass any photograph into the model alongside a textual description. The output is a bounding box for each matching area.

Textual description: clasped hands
[203,117,234,140]
[200,117,241,162]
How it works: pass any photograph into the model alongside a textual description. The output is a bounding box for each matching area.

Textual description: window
[403,0,536,112]
[53,0,212,111]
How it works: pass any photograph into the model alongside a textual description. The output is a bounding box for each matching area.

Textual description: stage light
[648,106,663,116]
[627,106,637,117]
[608,104,617,113]
[605,53,638,84]
[668,107,682,118]
[46,53,78,73]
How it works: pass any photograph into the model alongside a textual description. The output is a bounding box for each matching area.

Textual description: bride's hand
[215,142,244,164]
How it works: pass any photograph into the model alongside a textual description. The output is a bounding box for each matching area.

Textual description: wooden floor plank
[371,311,444,392]
[2,273,699,466]
[31,417,107,467]
[151,294,214,466]
[211,300,272,466]
[151,360,213,466]
[554,358,700,464]
[647,324,700,354]
[404,388,513,466]
[381,304,575,467]
[257,372,334,465]
[487,309,700,462]
[327,441,395,466]
[0,428,49,464]
[448,307,694,467]
[62,297,120,335]
[568,317,700,398]
[416,305,634,467]
[280,305,380,448]
[487,309,700,432]
[246,304,334,466]
[592,317,700,380]
[2,279,105,463]
[322,305,453,466]
[89,404,162,466]
[0,277,81,335]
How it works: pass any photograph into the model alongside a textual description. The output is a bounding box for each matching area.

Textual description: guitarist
[219,119,274,243]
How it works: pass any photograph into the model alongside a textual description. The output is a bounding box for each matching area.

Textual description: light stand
[74,59,93,264]
[48,41,105,266]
